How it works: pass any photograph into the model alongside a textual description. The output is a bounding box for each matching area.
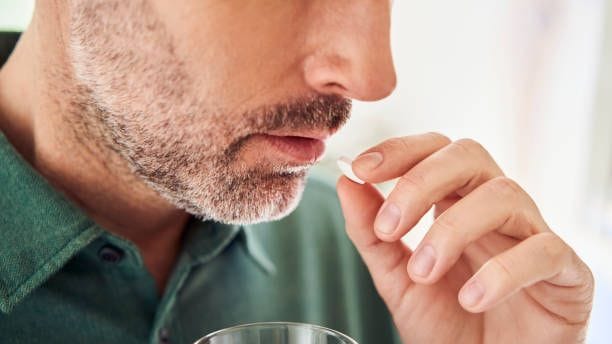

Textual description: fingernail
[410,244,436,278]
[374,202,401,234]
[353,152,383,171]
[459,279,485,307]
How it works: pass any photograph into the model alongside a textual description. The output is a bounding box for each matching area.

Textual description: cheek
[152,0,310,108]
[70,1,190,114]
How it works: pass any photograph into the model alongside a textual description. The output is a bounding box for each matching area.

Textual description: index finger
[352,132,452,184]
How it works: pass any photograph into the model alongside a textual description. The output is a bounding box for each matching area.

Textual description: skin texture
[69,0,354,224]
[338,133,594,343]
[0,0,593,342]
[0,0,394,290]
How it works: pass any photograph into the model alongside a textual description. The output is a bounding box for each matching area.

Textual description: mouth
[255,129,334,164]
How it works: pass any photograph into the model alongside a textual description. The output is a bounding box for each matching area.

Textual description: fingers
[336,176,412,309]
[352,132,452,184]
[345,133,592,324]
[406,176,550,284]
[458,232,573,314]
[337,176,386,248]
[372,138,504,241]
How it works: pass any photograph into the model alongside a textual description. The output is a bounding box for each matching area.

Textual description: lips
[264,129,335,141]
[257,133,327,163]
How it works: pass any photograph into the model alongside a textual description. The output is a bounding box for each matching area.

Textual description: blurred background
[1,0,610,342]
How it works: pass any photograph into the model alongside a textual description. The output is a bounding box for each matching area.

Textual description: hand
[336,133,594,344]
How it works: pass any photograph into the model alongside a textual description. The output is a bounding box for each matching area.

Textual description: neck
[0,5,189,293]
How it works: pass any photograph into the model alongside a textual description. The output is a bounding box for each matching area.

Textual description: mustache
[245,94,353,134]
[223,95,352,164]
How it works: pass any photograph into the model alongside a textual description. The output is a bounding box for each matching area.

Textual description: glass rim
[196,321,358,344]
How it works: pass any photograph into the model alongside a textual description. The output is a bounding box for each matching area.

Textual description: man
[0,1,594,343]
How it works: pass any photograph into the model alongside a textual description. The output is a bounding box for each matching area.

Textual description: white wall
[325,0,610,270]
[325,1,611,341]
[0,0,33,30]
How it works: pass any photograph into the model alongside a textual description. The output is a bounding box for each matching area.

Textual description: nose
[302,1,397,102]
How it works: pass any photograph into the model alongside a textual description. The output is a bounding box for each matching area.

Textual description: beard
[67,0,351,224]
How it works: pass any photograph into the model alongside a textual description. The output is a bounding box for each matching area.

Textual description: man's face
[67,0,395,224]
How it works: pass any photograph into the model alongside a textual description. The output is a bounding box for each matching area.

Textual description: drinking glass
[194,322,358,344]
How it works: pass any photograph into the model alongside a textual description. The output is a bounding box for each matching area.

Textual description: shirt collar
[0,32,274,314]
[0,132,102,313]
[0,130,276,313]
[182,218,242,265]
[182,218,276,275]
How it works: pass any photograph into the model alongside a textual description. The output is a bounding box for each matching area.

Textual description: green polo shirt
[0,33,400,344]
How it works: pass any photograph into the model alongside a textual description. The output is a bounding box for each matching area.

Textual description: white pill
[337,156,365,184]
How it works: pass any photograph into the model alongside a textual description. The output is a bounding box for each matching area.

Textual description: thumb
[337,176,413,306]
[337,176,385,247]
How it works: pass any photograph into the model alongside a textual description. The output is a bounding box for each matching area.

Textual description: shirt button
[98,244,124,264]
[159,328,170,344]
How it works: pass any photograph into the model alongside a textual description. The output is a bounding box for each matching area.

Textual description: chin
[176,170,308,226]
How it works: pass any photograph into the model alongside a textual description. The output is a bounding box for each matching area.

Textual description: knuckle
[488,256,515,284]
[433,213,460,233]
[448,139,503,181]
[486,176,523,199]
[431,214,465,245]
[537,232,569,267]
[345,224,377,250]
[583,261,595,292]
[381,136,410,153]
[425,132,452,146]
[567,253,595,308]
[399,170,427,192]
[376,133,452,156]
[452,138,487,157]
